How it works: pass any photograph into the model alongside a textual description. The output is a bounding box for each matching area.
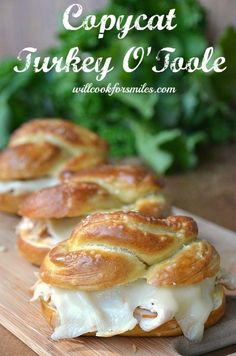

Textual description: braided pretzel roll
[33,212,236,341]
[0,119,107,214]
[17,165,170,266]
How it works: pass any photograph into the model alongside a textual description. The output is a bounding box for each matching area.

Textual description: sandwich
[32,211,236,341]
[0,118,107,214]
[17,165,170,266]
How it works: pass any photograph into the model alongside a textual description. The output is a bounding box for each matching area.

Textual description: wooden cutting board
[0,208,235,356]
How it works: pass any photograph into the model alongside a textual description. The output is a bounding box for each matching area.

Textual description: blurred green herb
[0,0,235,174]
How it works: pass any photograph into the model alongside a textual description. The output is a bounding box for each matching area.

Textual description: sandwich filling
[33,276,226,341]
[17,193,168,248]
[17,217,80,246]
[0,177,59,196]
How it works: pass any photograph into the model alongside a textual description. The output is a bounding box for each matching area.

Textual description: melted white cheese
[216,268,236,290]
[46,218,81,243]
[0,177,59,195]
[18,217,35,231]
[18,217,79,246]
[33,278,220,341]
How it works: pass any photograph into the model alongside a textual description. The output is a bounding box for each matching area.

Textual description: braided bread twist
[17,165,170,266]
[0,118,107,180]
[19,164,169,218]
[40,212,220,290]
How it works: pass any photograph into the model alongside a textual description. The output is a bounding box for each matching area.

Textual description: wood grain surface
[0,208,235,356]
[165,144,236,233]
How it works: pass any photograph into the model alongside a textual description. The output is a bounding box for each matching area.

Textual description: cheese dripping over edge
[33,277,224,341]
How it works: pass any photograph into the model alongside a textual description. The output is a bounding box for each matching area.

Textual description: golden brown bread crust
[41,240,146,290]
[132,195,169,217]
[61,164,164,203]
[19,165,169,219]
[147,240,220,287]
[0,143,61,181]
[19,182,121,218]
[62,153,107,175]
[18,192,169,266]
[69,214,197,265]
[0,192,29,214]
[40,285,225,337]
[0,118,107,213]
[9,119,107,151]
[39,212,219,291]
[17,233,50,266]
[0,118,108,181]
[17,165,170,265]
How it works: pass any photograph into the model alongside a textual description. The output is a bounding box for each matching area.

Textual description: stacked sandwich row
[0,118,235,342]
